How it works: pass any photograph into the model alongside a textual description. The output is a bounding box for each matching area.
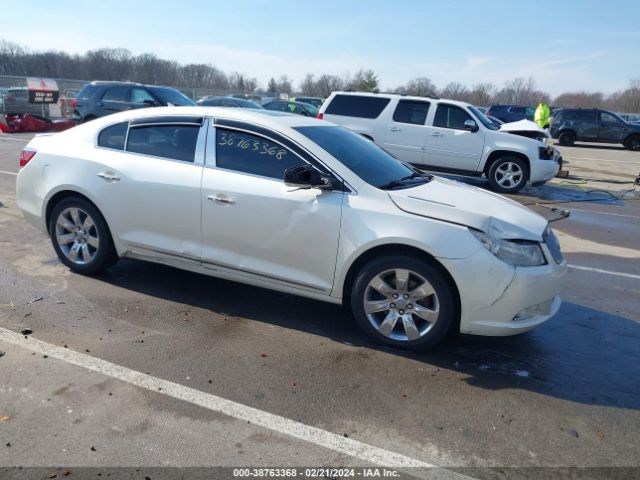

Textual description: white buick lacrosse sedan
[16,107,566,349]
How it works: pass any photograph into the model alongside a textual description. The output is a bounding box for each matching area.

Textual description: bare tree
[439,82,470,101]
[394,77,437,97]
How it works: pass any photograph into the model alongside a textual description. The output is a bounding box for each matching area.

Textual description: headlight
[470,229,546,267]
[538,145,554,159]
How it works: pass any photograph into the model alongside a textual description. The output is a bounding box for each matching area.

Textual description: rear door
[94,116,205,259]
[423,103,485,171]
[574,110,598,141]
[598,111,625,143]
[383,99,430,164]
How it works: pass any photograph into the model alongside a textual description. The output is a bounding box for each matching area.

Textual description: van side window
[392,100,430,125]
[433,104,473,130]
[325,95,390,119]
[97,122,128,150]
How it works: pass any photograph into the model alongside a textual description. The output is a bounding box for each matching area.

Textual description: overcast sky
[4,0,639,95]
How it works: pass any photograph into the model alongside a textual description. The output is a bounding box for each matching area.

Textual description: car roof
[75,106,327,132]
[329,91,477,108]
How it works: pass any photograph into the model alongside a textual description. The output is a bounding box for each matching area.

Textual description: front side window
[393,100,429,125]
[525,107,536,116]
[433,104,473,129]
[510,106,525,114]
[126,124,200,162]
[131,88,155,104]
[102,86,129,102]
[98,122,128,150]
[600,112,621,124]
[215,129,301,179]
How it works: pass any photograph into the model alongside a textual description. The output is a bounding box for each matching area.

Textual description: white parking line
[0,136,31,143]
[569,264,640,280]
[0,170,18,176]
[0,326,471,477]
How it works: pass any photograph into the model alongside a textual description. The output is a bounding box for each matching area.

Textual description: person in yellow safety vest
[534,103,551,129]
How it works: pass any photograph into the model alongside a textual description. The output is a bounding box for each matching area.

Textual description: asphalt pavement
[0,133,639,478]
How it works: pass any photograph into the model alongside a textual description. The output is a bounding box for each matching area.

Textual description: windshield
[294,126,428,189]
[469,105,499,130]
[148,87,196,106]
[234,98,263,109]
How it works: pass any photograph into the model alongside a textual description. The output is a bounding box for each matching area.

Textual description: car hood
[499,119,550,139]
[388,177,548,241]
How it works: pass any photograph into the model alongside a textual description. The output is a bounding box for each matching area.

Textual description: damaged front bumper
[442,241,567,336]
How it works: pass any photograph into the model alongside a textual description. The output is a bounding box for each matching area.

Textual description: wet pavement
[0,133,639,474]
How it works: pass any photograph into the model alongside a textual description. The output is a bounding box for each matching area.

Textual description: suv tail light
[72,99,78,108]
[316,113,324,120]
[19,149,37,168]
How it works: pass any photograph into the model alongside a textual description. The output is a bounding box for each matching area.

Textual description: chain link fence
[0,75,262,119]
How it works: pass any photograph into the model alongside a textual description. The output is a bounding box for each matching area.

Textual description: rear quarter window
[325,95,390,119]
[76,85,99,100]
[97,122,128,150]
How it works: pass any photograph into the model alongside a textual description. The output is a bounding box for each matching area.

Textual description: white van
[318,92,560,193]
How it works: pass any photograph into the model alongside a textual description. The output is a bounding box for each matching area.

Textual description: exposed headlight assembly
[538,145,555,159]
[470,229,546,267]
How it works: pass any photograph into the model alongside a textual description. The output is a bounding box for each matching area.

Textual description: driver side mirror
[143,99,159,107]
[463,119,479,132]
[284,164,337,190]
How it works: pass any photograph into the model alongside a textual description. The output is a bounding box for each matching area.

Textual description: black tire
[49,196,118,274]
[558,130,576,146]
[350,255,456,350]
[625,135,640,151]
[487,156,529,193]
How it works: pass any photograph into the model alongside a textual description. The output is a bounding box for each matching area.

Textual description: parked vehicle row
[16,106,566,350]
[318,92,561,193]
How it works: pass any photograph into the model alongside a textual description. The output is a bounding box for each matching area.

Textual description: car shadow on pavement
[98,259,640,411]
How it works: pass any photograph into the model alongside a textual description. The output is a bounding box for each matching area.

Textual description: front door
[598,111,625,143]
[201,122,343,292]
[383,99,430,165]
[423,103,485,171]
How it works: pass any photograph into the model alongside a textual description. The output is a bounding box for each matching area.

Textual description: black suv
[550,108,640,150]
[486,104,535,123]
[73,82,196,123]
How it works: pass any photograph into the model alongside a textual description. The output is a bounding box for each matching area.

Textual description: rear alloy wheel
[49,197,118,274]
[625,135,640,151]
[487,156,529,193]
[351,256,455,350]
[558,130,576,146]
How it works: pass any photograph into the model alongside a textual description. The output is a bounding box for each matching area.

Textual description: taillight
[72,99,78,108]
[316,113,324,120]
[19,149,37,168]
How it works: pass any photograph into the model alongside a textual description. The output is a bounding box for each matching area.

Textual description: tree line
[1,40,639,112]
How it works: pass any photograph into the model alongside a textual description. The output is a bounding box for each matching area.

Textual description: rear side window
[433,104,473,129]
[509,106,525,114]
[126,125,200,162]
[575,111,596,122]
[325,95,390,119]
[393,100,429,125]
[215,129,300,179]
[102,86,129,102]
[98,122,128,150]
[76,84,99,101]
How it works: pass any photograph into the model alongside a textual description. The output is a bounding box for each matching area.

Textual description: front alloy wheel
[351,256,456,350]
[488,156,529,193]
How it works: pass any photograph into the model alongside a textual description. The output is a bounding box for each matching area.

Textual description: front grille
[544,227,564,264]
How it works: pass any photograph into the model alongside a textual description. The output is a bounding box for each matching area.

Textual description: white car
[318,92,561,193]
[16,107,566,349]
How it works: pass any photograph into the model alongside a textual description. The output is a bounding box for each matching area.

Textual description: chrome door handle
[389,126,402,132]
[97,172,120,181]
[430,132,443,137]
[207,194,235,205]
